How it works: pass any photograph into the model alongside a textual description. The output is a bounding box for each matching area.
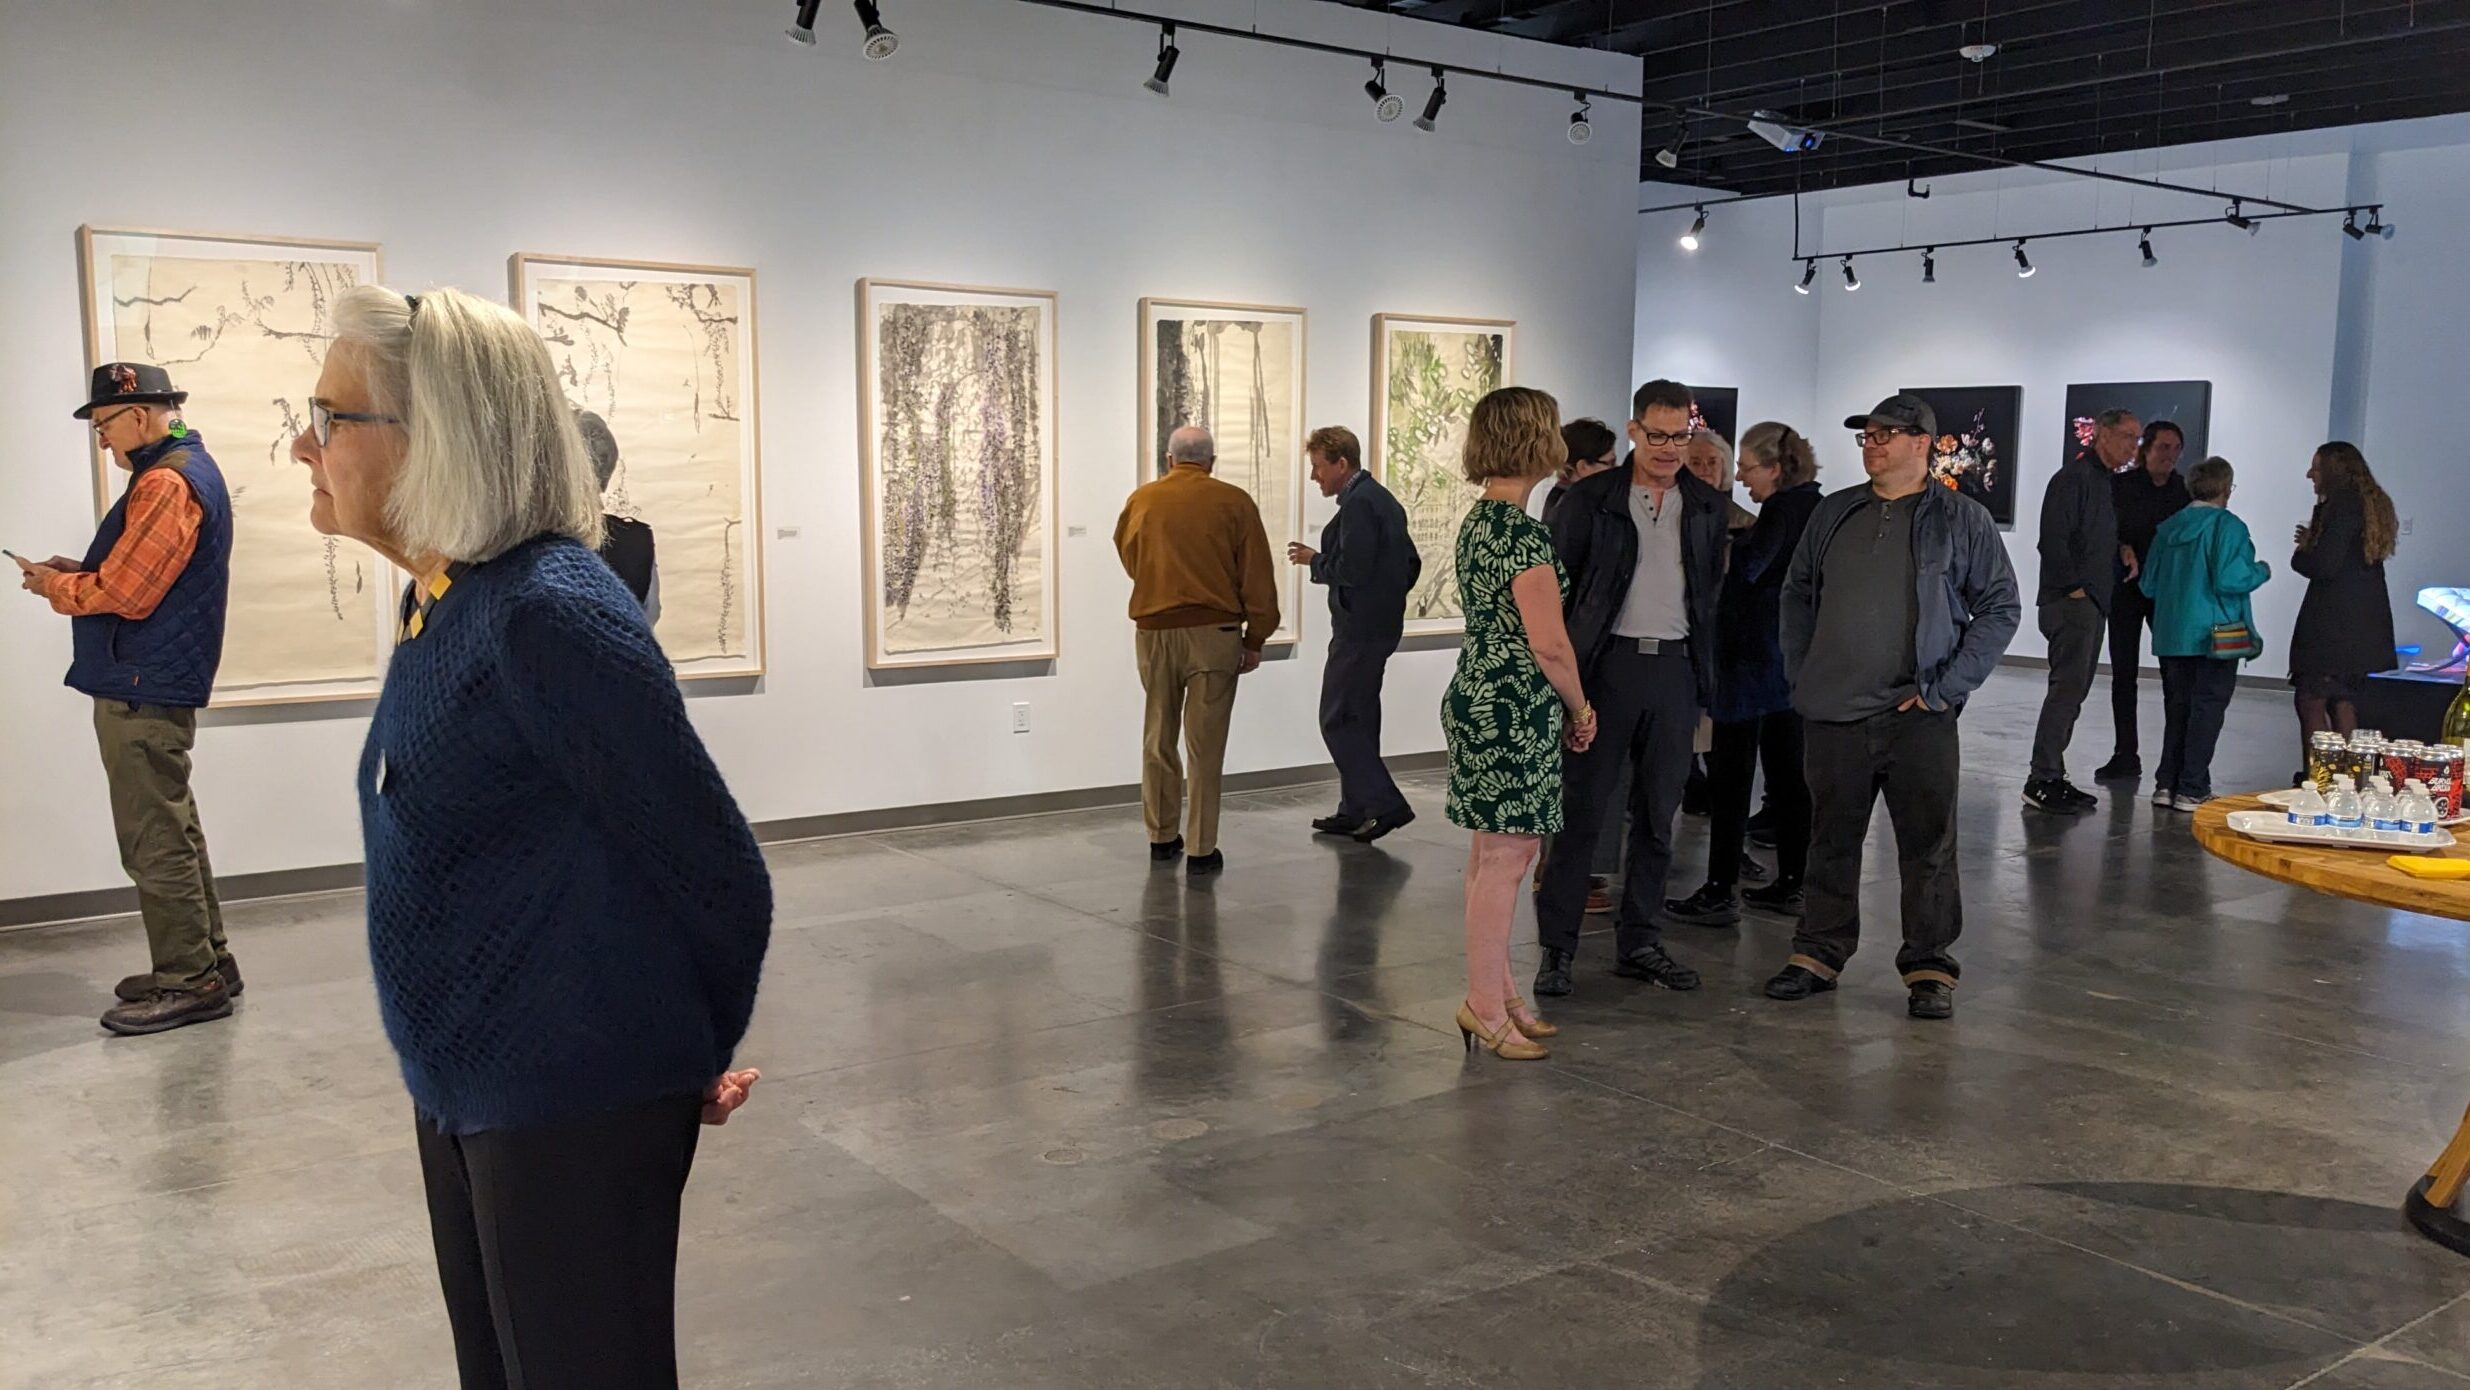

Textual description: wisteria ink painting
[515,255,766,679]
[1140,299,1306,646]
[1903,385,2022,527]
[1371,315,1513,637]
[861,280,1059,668]
[81,227,392,705]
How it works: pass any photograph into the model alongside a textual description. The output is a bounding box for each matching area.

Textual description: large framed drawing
[2063,380,2211,475]
[78,226,392,706]
[1904,384,2023,527]
[1139,298,1307,647]
[1370,314,1514,637]
[512,254,766,680]
[858,279,1060,669]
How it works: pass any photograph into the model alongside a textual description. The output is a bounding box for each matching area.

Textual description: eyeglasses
[308,398,402,447]
[88,406,138,434]
[1853,428,1923,447]
[1634,428,1697,448]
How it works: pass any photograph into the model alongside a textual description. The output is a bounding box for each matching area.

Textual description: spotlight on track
[1841,256,1860,291]
[1365,60,1402,123]
[2342,211,2366,241]
[2013,240,2035,278]
[1413,68,1447,132]
[853,0,898,60]
[2367,208,2397,240]
[2140,229,2157,267]
[788,0,822,45]
[1678,207,1705,252]
[1921,248,1936,284]
[1144,23,1179,97]
[2225,200,2257,234]
[1569,94,1593,146]
[1794,259,1816,294]
[1654,143,1680,169]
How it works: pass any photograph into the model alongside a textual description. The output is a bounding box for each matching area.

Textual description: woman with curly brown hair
[2287,441,2399,761]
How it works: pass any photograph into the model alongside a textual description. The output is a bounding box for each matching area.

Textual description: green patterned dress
[1443,500,1570,834]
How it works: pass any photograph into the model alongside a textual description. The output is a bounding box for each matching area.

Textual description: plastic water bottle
[2363,782,2399,833]
[2401,781,2440,837]
[2327,776,2365,834]
[2286,779,2329,828]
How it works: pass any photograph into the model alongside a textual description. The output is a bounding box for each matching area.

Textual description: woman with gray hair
[292,285,771,1389]
[576,408,662,624]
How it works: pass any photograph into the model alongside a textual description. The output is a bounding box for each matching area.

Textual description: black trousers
[417,1095,704,1390]
[2156,656,2240,800]
[2106,586,2155,758]
[1707,712,1809,889]
[1792,708,1963,985]
[1538,644,1699,956]
[2031,596,2105,780]
[1320,630,1408,821]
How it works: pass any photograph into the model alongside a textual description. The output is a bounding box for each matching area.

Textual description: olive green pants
[93,699,228,991]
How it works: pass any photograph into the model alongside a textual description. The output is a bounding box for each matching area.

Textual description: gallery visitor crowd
[7,277,2412,1384]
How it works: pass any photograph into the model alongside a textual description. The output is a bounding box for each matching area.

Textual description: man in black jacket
[2027,407,2134,813]
[1289,426,1420,842]
[2096,421,2190,782]
[1533,380,1727,1000]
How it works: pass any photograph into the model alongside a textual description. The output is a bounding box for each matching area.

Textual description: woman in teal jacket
[2140,457,2271,808]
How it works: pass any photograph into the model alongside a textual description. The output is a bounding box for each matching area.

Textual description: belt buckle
[1637,637,1663,655]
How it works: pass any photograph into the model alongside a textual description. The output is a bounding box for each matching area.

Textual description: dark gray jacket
[1549,455,1727,707]
[1782,481,2021,713]
[2037,451,2119,612]
[1309,470,1420,640]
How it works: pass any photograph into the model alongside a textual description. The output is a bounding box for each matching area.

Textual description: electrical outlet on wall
[2400,516,2415,536]
[1011,702,1031,734]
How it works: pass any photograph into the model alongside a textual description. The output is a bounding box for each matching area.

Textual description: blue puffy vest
[65,433,234,708]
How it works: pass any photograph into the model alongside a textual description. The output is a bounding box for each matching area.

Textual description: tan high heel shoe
[1457,1002,1549,1060]
[1505,995,1559,1039]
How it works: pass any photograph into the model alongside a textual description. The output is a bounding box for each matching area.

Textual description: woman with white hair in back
[292,285,771,1390]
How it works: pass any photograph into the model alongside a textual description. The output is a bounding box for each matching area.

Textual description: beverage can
[2384,744,2423,790]
[2425,747,2464,821]
[2307,732,2345,791]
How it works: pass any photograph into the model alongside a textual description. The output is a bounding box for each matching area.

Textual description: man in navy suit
[1288,426,1420,843]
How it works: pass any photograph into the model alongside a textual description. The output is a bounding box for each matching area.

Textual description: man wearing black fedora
[12,363,239,1035]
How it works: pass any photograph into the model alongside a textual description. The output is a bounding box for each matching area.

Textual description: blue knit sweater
[359,536,771,1134]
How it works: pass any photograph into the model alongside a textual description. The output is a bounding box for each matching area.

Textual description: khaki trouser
[92,698,228,990]
[1137,625,1245,857]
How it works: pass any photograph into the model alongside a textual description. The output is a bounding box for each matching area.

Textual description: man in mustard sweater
[1115,426,1281,876]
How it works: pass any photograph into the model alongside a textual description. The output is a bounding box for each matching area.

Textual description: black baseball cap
[1842,393,1937,438]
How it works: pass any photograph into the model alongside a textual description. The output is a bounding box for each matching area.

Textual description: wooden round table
[2193,794,2470,1257]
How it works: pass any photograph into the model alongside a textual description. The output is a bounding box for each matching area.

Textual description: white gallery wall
[0,0,1641,906]
[1635,115,2470,665]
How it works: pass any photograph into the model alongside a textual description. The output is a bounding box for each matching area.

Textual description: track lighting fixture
[1144,24,1179,97]
[2139,230,2157,267]
[853,0,898,60]
[2225,200,2257,234]
[1841,257,1860,291]
[2342,211,2366,241]
[2013,241,2035,278]
[1794,259,1816,294]
[1568,94,1593,146]
[787,0,822,45]
[1655,144,1680,169]
[2367,209,2396,240]
[1365,60,1402,123]
[1678,207,1705,252]
[1921,248,1936,284]
[1413,69,1447,132]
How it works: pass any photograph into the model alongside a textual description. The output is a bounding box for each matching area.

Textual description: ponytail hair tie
[403,292,423,318]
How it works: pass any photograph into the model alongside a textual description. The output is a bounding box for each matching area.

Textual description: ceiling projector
[1747,112,1824,153]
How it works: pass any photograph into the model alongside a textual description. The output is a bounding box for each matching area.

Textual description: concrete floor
[4,668,2469,1389]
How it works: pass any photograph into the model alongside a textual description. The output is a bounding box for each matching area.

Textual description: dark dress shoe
[1186,850,1225,877]
[1150,836,1185,862]
[1351,808,1415,843]
[1533,947,1575,998]
[118,953,242,1003]
[1741,881,1805,916]
[1312,815,1364,835]
[1613,944,1700,991]
[1908,981,1955,1020]
[2093,754,2142,782]
[1664,883,1742,927]
[1763,964,1837,1000]
[100,981,233,1036]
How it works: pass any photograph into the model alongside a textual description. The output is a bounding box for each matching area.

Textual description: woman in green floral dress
[1443,387,1597,1060]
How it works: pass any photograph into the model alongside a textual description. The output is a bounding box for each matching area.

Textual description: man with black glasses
[1762,395,2019,1021]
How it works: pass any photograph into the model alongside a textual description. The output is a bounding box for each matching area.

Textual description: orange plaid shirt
[40,468,204,620]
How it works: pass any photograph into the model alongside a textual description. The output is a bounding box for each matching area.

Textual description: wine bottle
[2444,674,2470,753]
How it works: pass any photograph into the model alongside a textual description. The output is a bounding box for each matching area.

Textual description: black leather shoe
[1742,881,1805,917]
[1663,883,1742,927]
[2093,754,2141,782]
[1150,836,1185,862]
[1533,947,1575,998]
[1763,964,1837,1001]
[1350,808,1416,843]
[1311,815,1363,836]
[1186,850,1225,877]
[118,953,242,1003]
[1908,981,1955,1020]
[100,980,234,1036]
[1613,944,1700,991]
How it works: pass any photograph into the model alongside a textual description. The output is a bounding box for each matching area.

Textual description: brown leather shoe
[117,954,242,1003]
[100,980,234,1036]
